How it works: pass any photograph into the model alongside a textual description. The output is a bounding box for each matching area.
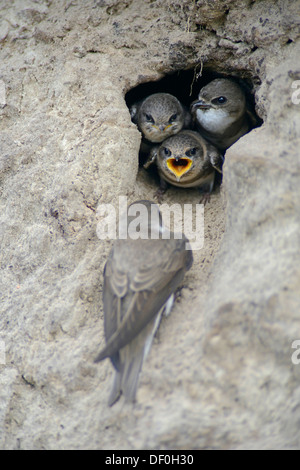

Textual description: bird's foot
[154,182,168,204]
[154,188,165,204]
[199,192,211,205]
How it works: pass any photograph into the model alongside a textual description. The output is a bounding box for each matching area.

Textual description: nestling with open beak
[144,130,223,203]
[191,78,253,152]
[94,200,193,406]
[130,92,191,145]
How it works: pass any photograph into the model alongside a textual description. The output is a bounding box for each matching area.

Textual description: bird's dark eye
[169,113,177,123]
[186,148,197,157]
[163,147,171,157]
[212,96,227,105]
[145,113,154,123]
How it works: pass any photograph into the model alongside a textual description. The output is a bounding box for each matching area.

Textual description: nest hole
[126,67,261,120]
[125,67,263,189]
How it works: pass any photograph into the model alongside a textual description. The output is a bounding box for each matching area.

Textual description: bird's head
[158,132,206,183]
[191,78,246,118]
[138,93,185,143]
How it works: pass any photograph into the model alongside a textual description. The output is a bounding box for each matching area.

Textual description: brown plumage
[95,200,193,406]
[191,78,254,151]
[130,92,191,144]
[144,130,223,203]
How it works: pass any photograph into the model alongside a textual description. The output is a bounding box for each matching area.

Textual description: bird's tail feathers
[108,371,122,407]
[121,353,144,404]
[107,342,145,406]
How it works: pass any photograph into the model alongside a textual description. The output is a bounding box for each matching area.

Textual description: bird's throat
[196,108,235,134]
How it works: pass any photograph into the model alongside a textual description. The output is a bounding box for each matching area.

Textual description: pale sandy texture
[0,0,299,449]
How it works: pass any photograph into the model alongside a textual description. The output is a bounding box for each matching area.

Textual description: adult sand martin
[191,78,253,151]
[95,200,193,406]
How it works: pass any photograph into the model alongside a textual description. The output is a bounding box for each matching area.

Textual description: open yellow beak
[166,157,193,180]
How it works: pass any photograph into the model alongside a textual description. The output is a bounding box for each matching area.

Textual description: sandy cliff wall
[0,0,299,449]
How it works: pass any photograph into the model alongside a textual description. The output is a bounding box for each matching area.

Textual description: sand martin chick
[191,78,252,151]
[130,92,191,144]
[145,130,223,203]
[95,200,193,406]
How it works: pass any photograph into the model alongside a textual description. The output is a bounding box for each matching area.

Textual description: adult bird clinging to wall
[94,200,193,406]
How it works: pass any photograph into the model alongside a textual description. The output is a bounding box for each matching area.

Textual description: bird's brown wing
[143,146,158,169]
[129,104,138,123]
[94,238,189,363]
[207,143,224,173]
[102,254,127,348]
[129,99,143,124]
